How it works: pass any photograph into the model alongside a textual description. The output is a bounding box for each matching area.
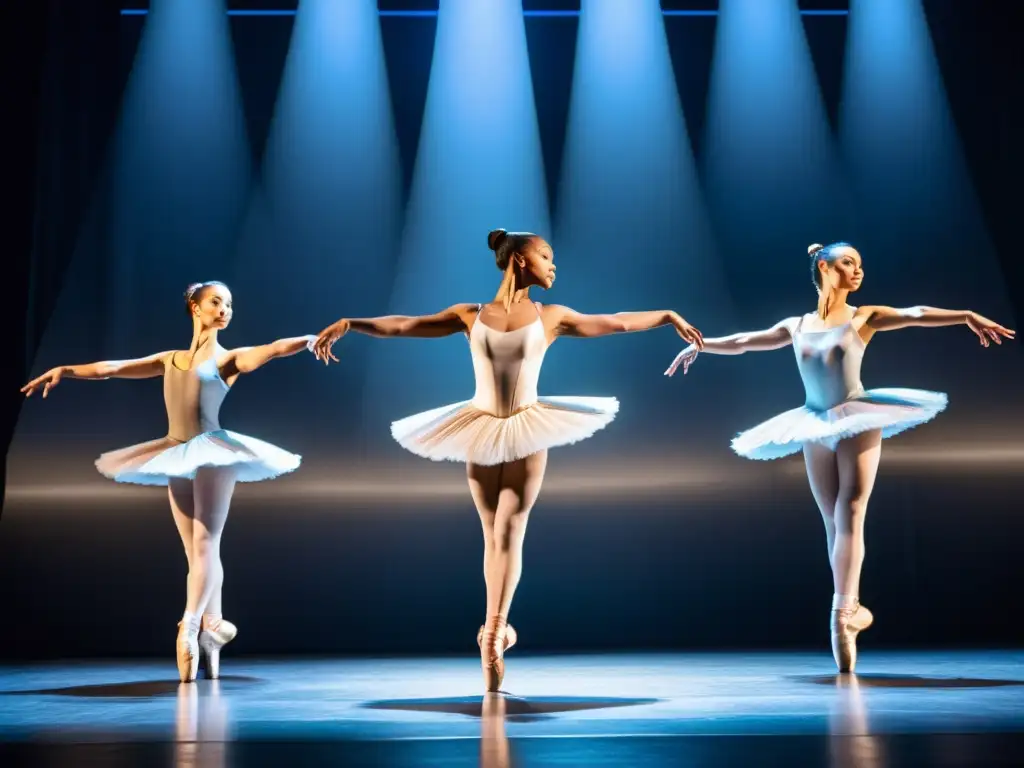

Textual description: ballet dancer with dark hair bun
[22,281,318,682]
[313,228,704,691]
[665,242,1014,672]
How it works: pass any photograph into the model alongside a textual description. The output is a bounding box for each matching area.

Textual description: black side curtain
[2,0,123,521]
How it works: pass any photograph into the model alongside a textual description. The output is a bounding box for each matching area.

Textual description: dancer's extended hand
[312,320,348,364]
[664,345,698,377]
[671,314,703,350]
[967,312,1015,348]
[21,367,63,398]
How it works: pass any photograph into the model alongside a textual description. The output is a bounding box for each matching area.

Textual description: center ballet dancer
[312,228,704,692]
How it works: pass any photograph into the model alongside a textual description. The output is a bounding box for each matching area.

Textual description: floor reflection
[829,675,885,768]
[175,681,230,768]
[480,693,511,768]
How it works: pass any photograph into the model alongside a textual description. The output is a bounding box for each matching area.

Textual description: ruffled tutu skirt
[391,396,619,466]
[732,388,947,460]
[95,430,302,486]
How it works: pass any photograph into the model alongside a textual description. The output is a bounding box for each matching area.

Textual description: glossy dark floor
[1,651,1022,766]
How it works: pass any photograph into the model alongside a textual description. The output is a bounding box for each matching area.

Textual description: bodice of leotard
[469,306,549,417]
[792,315,867,411]
[163,356,229,442]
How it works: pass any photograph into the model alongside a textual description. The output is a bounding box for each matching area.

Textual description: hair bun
[184,282,203,300]
[807,243,825,256]
[487,229,508,252]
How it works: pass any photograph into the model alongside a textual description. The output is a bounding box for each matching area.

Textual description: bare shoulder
[773,316,804,334]
[852,304,887,325]
[535,302,572,327]
[537,303,572,319]
[167,350,188,368]
[854,304,899,317]
[444,302,481,333]
[450,302,481,324]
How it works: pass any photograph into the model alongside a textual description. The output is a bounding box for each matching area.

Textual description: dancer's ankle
[832,593,859,611]
[180,611,201,633]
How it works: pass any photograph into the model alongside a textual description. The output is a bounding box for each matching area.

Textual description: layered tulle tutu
[732,388,947,460]
[391,396,619,466]
[95,429,301,486]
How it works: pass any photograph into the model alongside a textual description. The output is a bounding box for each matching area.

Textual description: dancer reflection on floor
[22,281,317,682]
[665,242,1014,672]
[313,229,703,691]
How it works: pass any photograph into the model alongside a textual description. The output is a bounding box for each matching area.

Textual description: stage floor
[1,651,1022,766]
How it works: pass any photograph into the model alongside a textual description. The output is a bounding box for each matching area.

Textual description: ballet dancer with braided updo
[313,229,704,692]
[665,242,1014,672]
[22,281,318,682]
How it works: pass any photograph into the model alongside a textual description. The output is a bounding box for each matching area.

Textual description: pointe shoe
[176,620,200,683]
[477,623,517,653]
[479,617,510,693]
[199,619,238,680]
[831,602,874,673]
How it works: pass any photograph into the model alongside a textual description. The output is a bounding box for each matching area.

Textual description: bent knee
[834,495,869,528]
[816,497,839,520]
[489,515,530,551]
[190,531,221,559]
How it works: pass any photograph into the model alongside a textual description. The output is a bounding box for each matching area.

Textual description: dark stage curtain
[2,1,123,522]
[929,0,1024,322]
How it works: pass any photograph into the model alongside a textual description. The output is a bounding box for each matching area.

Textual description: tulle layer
[390,396,619,466]
[95,430,301,486]
[732,388,948,460]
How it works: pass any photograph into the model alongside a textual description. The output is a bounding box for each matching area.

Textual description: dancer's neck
[188,326,218,355]
[817,287,851,320]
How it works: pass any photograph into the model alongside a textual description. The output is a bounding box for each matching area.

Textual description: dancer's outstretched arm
[220,335,319,379]
[21,351,174,398]
[664,317,798,377]
[312,304,478,363]
[547,306,703,346]
[856,305,1015,347]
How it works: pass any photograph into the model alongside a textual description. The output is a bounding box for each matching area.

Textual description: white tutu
[391,396,619,466]
[95,429,301,486]
[732,388,948,460]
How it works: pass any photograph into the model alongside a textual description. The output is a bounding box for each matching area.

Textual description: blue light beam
[108,0,252,350]
[228,0,404,454]
[838,0,1021,416]
[362,0,550,448]
[552,0,735,444]
[839,0,1009,307]
[702,0,852,319]
[13,0,252,462]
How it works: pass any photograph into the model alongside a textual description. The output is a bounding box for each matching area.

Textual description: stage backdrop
[3,1,1022,659]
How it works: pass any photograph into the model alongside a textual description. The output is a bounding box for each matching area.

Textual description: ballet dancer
[21,281,317,682]
[664,242,1014,672]
[312,229,704,691]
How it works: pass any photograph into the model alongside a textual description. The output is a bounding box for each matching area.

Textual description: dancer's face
[191,285,233,330]
[515,237,556,290]
[818,246,863,294]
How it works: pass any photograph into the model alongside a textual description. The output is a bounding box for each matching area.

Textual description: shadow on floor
[364,694,659,722]
[2,675,263,698]
[794,674,1024,689]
